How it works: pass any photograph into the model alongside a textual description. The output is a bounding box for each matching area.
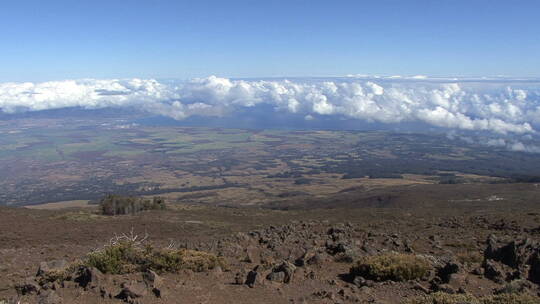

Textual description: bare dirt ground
[1,183,540,303]
[25,200,92,210]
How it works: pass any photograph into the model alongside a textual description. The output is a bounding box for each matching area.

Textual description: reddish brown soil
[1,183,540,303]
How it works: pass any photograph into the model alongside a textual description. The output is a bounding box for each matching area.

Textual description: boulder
[413,282,430,293]
[432,283,457,294]
[75,266,103,289]
[234,271,245,285]
[483,259,505,283]
[353,276,374,288]
[307,253,325,266]
[295,250,316,267]
[266,271,286,282]
[266,261,296,284]
[482,235,540,283]
[100,285,114,299]
[143,270,163,298]
[529,252,540,283]
[15,277,40,295]
[245,266,260,288]
[437,260,461,283]
[116,281,147,302]
[486,239,519,267]
[495,279,534,294]
[38,290,62,304]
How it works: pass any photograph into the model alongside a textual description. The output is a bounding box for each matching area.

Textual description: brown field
[24,200,92,210]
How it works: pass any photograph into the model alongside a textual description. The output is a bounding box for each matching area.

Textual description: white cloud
[508,141,540,153]
[1,76,540,139]
[486,138,506,147]
[0,78,179,113]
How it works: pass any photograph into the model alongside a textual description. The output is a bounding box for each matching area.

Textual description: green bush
[350,252,431,281]
[85,241,228,274]
[86,241,141,274]
[405,292,540,304]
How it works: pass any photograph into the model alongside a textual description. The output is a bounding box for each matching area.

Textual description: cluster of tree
[100,194,166,216]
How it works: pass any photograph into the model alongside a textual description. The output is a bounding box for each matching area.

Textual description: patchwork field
[1,116,539,207]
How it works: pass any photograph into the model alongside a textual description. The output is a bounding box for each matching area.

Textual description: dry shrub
[482,293,540,304]
[405,292,540,304]
[456,250,483,266]
[350,252,431,281]
[144,247,229,272]
[38,269,72,285]
[406,292,479,304]
[37,260,84,285]
[85,240,227,274]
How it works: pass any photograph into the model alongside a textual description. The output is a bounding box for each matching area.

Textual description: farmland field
[2,115,540,206]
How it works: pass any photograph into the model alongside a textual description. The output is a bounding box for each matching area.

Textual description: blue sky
[1,0,539,82]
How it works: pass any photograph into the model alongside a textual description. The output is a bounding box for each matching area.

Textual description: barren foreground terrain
[1,183,540,303]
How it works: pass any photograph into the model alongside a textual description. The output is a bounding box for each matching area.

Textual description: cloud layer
[1,76,540,138]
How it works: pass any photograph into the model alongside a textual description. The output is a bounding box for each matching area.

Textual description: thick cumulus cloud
[177,76,539,135]
[1,76,540,139]
[0,79,175,112]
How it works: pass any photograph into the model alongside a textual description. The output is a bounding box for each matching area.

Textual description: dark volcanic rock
[483,235,540,284]
[234,271,245,285]
[352,276,374,288]
[483,259,505,283]
[529,252,540,284]
[117,281,147,302]
[267,271,286,282]
[437,260,461,283]
[143,270,164,298]
[75,266,103,289]
[495,279,534,294]
[295,250,324,267]
[38,290,62,304]
[245,266,260,288]
[274,261,296,283]
[15,277,40,295]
